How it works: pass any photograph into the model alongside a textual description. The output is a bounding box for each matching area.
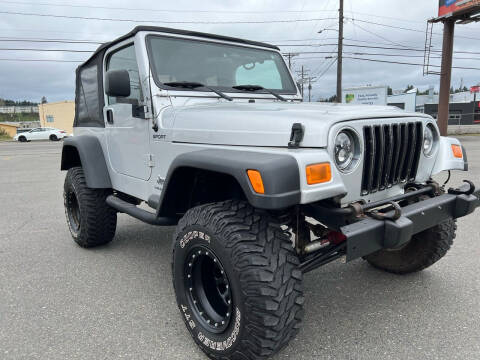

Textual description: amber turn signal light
[247,170,265,194]
[451,144,463,159]
[306,163,332,185]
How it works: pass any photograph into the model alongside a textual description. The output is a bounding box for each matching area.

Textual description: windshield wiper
[232,84,287,102]
[163,81,232,101]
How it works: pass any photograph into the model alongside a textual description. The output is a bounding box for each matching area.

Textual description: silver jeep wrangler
[61,26,480,360]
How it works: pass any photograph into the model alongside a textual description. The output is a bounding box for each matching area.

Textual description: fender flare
[158,149,301,214]
[61,135,112,188]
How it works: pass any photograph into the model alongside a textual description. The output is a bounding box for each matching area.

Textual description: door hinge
[147,154,155,168]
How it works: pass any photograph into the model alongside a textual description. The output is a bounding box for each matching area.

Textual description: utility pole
[301,66,304,98]
[284,53,298,70]
[437,19,455,136]
[307,77,317,102]
[336,0,344,103]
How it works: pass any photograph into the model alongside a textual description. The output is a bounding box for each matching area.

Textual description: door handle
[106,109,114,124]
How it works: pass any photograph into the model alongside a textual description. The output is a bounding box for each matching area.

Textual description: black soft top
[82,25,279,66]
[74,26,279,129]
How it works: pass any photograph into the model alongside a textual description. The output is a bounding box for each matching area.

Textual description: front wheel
[365,219,456,274]
[172,201,304,359]
[49,134,58,141]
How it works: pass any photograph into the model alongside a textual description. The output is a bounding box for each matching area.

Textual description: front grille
[361,122,423,195]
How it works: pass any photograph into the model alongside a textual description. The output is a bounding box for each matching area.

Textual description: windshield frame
[145,34,298,95]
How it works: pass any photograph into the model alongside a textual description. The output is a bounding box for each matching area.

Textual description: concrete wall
[0,123,19,137]
[38,101,75,134]
[448,125,480,135]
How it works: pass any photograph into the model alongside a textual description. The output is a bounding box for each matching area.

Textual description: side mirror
[105,69,131,97]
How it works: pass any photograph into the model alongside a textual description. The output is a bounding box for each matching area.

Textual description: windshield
[147,36,297,94]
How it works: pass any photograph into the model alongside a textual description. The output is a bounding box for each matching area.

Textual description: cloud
[0,0,478,102]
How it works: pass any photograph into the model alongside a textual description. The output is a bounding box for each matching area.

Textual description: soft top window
[74,50,106,128]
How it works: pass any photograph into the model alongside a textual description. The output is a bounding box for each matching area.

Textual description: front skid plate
[342,190,480,262]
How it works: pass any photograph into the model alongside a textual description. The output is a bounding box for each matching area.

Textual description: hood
[168,101,430,148]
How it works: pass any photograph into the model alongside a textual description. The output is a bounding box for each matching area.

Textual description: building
[386,89,480,125]
[38,101,75,134]
[387,92,416,112]
[0,106,15,114]
[0,122,19,137]
[424,102,480,125]
[0,106,39,114]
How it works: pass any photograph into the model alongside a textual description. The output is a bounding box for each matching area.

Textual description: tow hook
[448,180,475,196]
[366,201,402,221]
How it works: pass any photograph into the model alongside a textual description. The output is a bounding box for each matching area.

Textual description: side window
[106,44,142,105]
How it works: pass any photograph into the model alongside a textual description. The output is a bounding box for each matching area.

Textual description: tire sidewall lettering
[174,228,243,354]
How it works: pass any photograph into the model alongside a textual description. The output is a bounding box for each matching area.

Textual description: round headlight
[423,125,435,156]
[335,130,355,171]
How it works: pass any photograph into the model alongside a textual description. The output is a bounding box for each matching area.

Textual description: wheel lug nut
[207,320,210,324]
[189,287,192,291]
[188,263,192,267]
[215,323,218,327]
[222,321,225,325]
[187,275,191,278]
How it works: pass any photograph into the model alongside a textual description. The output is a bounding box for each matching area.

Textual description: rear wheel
[64,166,117,247]
[18,136,26,142]
[49,134,58,141]
[365,219,456,274]
[172,200,304,359]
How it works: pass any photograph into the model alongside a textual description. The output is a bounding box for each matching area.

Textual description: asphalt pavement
[0,138,479,360]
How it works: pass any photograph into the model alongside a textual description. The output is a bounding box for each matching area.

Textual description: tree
[405,85,415,93]
[41,96,47,104]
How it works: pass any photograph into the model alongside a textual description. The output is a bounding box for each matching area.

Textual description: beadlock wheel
[184,245,233,333]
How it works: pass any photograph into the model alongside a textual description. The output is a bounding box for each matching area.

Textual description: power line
[0,10,337,24]
[347,17,480,42]
[0,58,81,62]
[280,43,480,55]
[0,47,93,53]
[0,0,430,25]
[317,58,337,78]
[296,52,480,61]
[0,37,102,44]
[343,56,480,71]
[350,20,412,48]
[0,0,340,13]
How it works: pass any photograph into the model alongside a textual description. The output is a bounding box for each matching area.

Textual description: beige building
[39,101,75,134]
[0,123,19,137]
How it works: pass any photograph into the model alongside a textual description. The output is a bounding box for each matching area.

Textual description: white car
[14,127,67,142]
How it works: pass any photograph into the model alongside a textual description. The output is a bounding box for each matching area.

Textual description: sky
[0,0,479,103]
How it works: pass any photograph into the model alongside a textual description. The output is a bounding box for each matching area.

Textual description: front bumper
[342,189,479,262]
[307,183,480,264]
